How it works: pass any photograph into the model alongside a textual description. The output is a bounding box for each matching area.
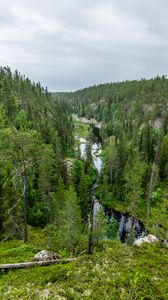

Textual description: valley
[0,69,167,299]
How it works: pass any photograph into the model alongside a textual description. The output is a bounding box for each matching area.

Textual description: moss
[0,240,167,299]
[0,227,46,264]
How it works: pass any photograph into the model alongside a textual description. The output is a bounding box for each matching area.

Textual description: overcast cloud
[0,0,168,91]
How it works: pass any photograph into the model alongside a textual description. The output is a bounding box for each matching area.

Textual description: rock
[33,250,61,261]
[134,234,159,246]
[134,238,144,247]
[143,234,159,243]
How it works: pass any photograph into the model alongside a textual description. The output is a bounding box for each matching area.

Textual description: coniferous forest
[58,77,168,241]
[0,68,167,299]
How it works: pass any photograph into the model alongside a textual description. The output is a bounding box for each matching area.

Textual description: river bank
[76,132,145,243]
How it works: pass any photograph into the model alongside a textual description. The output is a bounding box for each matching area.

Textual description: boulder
[33,250,61,261]
[134,234,159,246]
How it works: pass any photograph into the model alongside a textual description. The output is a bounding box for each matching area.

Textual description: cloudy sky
[0,0,168,91]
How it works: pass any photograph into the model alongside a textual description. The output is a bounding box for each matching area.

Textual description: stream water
[78,137,145,243]
[78,137,102,173]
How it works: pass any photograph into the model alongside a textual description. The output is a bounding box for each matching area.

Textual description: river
[78,137,102,173]
[78,136,145,243]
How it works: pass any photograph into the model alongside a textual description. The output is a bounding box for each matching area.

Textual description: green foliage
[59,77,168,246]
[0,68,167,300]
[106,219,119,239]
[103,136,118,185]
[94,209,108,245]
[71,159,84,196]
[79,173,90,223]
[74,120,90,138]
[58,186,83,254]
[0,67,75,241]
[14,109,30,130]
[84,138,93,174]
[0,240,167,299]
[124,150,146,217]
[0,228,46,264]
[159,134,168,181]
[147,189,168,240]
[59,76,168,140]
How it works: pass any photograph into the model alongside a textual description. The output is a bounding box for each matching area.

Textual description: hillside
[0,71,167,299]
[0,239,167,299]
[58,77,168,239]
[58,77,168,129]
[0,67,75,242]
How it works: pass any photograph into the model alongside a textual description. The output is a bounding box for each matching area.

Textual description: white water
[77,136,145,242]
[78,137,102,174]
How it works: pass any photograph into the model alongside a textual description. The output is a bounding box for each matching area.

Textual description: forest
[0,68,167,299]
[0,66,98,253]
[58,77,168,242]
[0,67,74,242]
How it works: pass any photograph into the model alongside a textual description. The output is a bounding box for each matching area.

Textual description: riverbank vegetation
[0,68,167,299]
[74,119,90,138]
[58,77,168,240]
[0,67,97,256]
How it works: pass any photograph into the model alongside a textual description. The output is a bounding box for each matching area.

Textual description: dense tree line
[0,67,167,251]
[0,67,76,241]
[0,67,98,255]
[58,76,168,241]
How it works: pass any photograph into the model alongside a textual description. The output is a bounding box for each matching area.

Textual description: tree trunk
[48,192,53,251]
[22,171,28,242]
[0,258,77,271]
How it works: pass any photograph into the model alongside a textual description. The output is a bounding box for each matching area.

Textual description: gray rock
[134,234,159,246]
[33,250,61,261]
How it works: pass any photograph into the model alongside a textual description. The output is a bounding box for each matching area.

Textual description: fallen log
[0,258,77,271]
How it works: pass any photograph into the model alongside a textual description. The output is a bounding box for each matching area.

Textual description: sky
[0,0,168,91]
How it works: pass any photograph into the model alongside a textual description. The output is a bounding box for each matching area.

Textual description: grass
[0,240,167,299]
[74,120,90,138]
[0,227,47,265]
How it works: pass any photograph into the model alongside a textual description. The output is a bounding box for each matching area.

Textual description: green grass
[0,227,47,264]
[0,240,167,299]
[74,120,90,138]
[0,241,38,264]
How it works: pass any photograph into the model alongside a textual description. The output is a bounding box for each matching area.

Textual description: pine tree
[84,138,92,173]
[79,173,89,223]
[0,128,40,241]
[159,134,168,181]
[94,209,107,245]
[124,150,145,244]
[1,75,15,121]
[71,160,83,196]
[60,186,82,253]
